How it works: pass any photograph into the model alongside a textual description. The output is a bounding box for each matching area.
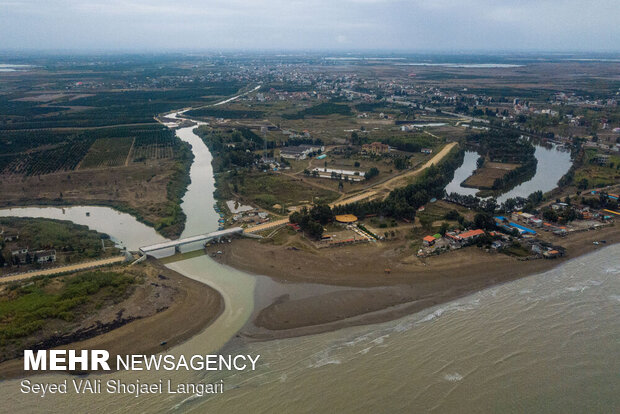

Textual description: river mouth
[1,98,617,412]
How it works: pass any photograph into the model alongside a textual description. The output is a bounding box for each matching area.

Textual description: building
[362,142,389,154]
[423,235,436,246]
[11,248,30,265]
[459,229,485,242]
[280,144,324,160]
[2,232,19,242]
[592,154,610,165]
[34,250,56,263]
[420,148,433,154]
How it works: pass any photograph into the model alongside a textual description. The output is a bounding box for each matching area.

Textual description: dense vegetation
[0,271,134,353]
[282,102,352,119]
[467,130,538,193]
[195,126,261,172]
[333,147,464,220]
[289,204,334,239]
[0,217,116,269]
[380,134,435,153]
[185,108,265,119]
[0,124,178,175]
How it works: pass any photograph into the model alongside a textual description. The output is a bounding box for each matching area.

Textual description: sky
[1,0,618,52]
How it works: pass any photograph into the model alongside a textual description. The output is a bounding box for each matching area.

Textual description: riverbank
[212,223,619,340]
[0,154,193,240]
[0,258,224,379]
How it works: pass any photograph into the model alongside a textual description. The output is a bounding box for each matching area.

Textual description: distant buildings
[280,144,324,160]
[362,142,389,154]
[10,248,56,265]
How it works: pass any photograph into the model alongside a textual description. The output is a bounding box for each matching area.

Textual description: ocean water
[182,244,620,413]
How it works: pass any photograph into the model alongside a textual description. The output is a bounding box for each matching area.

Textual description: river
[445,145,573,203]
[1,110,618,413]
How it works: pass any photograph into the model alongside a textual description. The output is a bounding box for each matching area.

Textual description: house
[362,142,389,154]
[529,218,543,228]
[280,144,324,160]
[592,154,610,165]
[34,250,56,263]
[423,235,436,246]
[2,231,19,242]
[459,229,485,243]
[11,248,30,265]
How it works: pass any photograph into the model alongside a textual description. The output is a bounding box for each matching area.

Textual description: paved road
[0,256,127,283]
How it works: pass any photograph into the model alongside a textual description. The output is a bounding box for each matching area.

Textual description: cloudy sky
[1,0,618,52]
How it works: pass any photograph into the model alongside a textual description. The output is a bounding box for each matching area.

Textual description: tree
[542,208,558,222]
[444,210,460,221]
[578,178,589,190]
[394,157,408,170]
[365,167,379,180]
[474,212,495,230]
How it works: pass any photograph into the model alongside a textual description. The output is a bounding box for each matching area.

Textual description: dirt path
[0,256,127,283]
[245,142,458,233]
[334,142,458,205]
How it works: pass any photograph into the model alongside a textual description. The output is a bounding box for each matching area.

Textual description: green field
[0,271,135,358]
[574,149,620,188]
[79,137,133,168]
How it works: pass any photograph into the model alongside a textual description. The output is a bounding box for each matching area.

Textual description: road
[244,142,459,233]
[0,256,127,283]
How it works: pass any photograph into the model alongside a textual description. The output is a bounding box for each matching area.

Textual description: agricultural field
[79,137,133,169]
[462,162,520,189]
[132,134,176,161]
[0,139,94,176]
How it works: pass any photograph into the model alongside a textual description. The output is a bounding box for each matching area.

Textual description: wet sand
[0,258,224,379]
[216,224,619,340]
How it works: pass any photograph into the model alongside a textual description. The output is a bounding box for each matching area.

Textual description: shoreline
[0,258,224,380]
[214,224,619,341]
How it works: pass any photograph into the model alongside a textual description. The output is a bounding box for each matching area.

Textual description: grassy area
[0,217,119,273]
[574,149,620,188]
[0,271,135,354]
[219,171,339,211]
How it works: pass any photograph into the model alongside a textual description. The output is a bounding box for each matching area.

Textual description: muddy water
[1,106,617,413]
[4,245,618,413]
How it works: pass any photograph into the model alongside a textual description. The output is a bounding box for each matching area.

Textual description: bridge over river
[139,227,244,254]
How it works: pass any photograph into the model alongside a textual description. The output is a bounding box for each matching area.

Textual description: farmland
[0,139,93,176]
[79,137,133,169]
[462,162,520,189]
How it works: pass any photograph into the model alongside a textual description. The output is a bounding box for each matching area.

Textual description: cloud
[0,0,618,51]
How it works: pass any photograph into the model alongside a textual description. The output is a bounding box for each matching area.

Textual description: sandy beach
[212,223,619,340]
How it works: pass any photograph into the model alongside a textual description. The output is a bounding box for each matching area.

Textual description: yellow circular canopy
[335,214,358,223]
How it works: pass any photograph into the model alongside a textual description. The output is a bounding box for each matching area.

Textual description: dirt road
[0,256,127,283]
[334,141,458,205]
[245,142,458,233]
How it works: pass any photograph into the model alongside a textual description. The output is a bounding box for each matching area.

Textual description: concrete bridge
[139,227,244,255]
